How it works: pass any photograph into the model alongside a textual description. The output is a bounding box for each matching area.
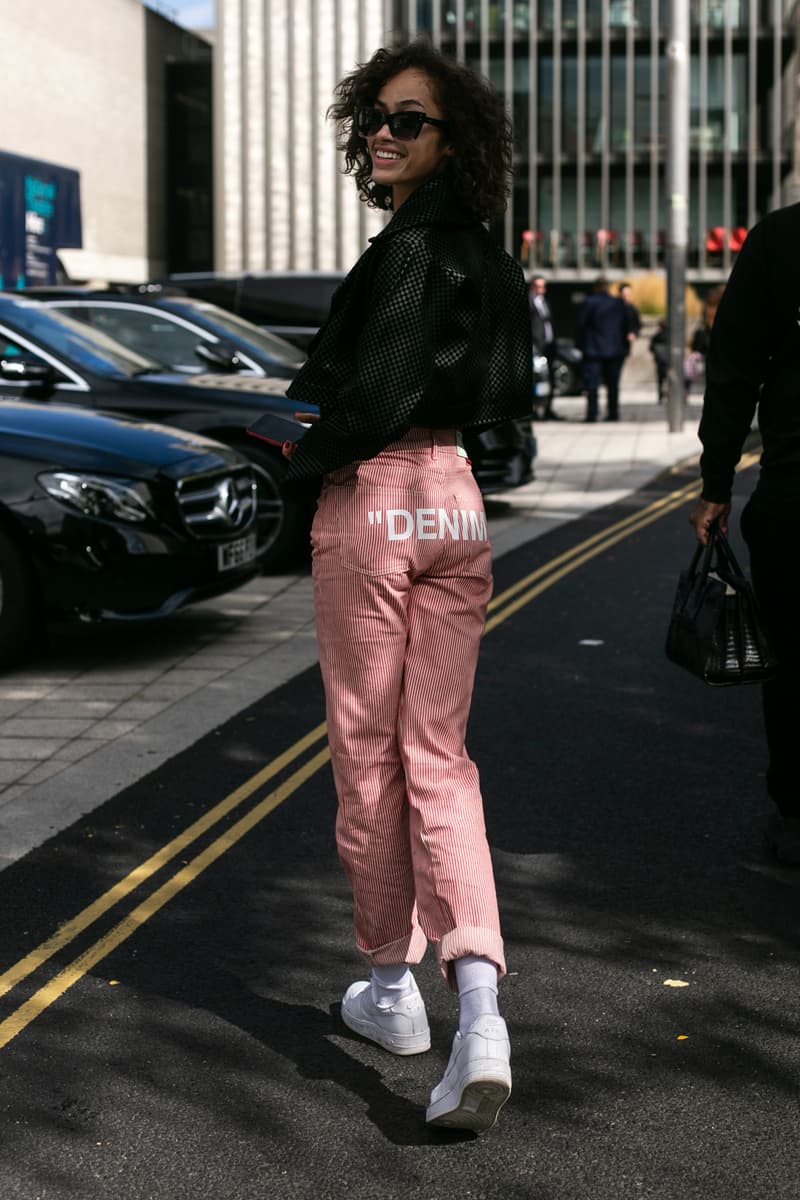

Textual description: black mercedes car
[0,400,265,669]
[19,286,306,379]
[155,270,347,352]
[0,294,314,570]
[2,291,536,498]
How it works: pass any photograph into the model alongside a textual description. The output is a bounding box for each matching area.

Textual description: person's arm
[690,219,771,543]
[696,221,770,501]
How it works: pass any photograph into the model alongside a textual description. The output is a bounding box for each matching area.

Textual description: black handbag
[665,525,778,686]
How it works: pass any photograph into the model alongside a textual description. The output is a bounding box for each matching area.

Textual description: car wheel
[0,527,38,669]
[552,360,573,396]
[234,442,312,572]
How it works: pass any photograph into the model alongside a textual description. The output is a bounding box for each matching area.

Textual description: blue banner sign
[0,150,82,288]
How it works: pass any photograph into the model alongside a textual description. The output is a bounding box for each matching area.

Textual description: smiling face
[365,68,454,209]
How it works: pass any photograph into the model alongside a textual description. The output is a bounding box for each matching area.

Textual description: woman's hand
[282,412,319,460]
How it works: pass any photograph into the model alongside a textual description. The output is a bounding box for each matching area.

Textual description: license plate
[217,532,257,571]
[535,381,551,396]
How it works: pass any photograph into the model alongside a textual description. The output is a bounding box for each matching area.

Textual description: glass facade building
[388,0,799,279]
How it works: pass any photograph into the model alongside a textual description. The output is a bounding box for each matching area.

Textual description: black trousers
[741,499,799,817]
[582,356,623,421]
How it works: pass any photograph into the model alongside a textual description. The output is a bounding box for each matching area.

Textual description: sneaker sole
[341,1005,431,1056]
[426,1072,511,1133]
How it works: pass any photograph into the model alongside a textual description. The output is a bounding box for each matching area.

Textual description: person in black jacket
[619,281,642,358]
[574,277,628,421]
[529,273,563,419]
[689,203,800,866]
[281,42,531,1132]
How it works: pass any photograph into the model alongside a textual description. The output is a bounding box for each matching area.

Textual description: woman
[282,41,532,1133]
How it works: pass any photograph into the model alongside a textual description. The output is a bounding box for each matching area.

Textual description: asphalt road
[0,460,797,1200]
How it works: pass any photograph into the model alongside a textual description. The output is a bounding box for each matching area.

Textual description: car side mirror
[194,341,243,372]
[0,358,55,385]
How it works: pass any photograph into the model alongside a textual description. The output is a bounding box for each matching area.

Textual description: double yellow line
[0,727,330,1048]
[487,448,758,631]
[0,453,754,1049]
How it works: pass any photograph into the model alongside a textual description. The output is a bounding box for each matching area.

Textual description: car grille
[176,465,257,538]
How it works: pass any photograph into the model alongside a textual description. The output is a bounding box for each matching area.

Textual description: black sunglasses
[356,106,449,141]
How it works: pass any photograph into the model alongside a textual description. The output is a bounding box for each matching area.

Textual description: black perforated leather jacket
[283,175,533,495]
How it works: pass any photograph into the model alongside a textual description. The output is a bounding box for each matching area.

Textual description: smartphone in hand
[246,413,308,447]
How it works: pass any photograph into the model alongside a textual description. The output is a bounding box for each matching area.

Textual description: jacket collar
[369,175,477,243]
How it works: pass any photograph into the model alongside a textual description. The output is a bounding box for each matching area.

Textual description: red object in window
[706,226,726,254]
[729,225,748,252]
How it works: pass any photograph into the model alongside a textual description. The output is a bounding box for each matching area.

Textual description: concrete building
[216,0,800,282]
[0,0,212,283]
[214,0,391,272]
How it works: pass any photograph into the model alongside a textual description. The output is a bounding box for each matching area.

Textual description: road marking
[0,721,328,1001]
[487,450,759,633]
[0,748,331,1051]
[0,452,759,1047]
[486,482,698,631]
[487,478,700,614]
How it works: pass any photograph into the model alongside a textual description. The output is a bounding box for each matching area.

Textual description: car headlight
[37,472,154,523]
[533,354,549,373]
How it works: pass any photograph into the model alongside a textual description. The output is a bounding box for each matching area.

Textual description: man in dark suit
[528,274,562,419]
[574,277,629,422]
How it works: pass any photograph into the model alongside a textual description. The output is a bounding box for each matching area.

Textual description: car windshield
[189,302,307,367]
[1,301,162,378]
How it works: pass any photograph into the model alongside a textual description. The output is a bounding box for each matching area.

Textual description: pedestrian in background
[529,273,563,419]
[689,202,800,866]
[574,277,628,421]
[651,319,701,403]
[689,281,725,365]
[649,318,669,403]
[281,40,532,1130]
[619,281,642,357]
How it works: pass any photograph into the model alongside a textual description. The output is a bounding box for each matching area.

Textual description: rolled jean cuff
[438,926,506,991]
[357,925,428,968]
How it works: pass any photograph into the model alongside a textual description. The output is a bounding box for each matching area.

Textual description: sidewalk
[0,383,703,869]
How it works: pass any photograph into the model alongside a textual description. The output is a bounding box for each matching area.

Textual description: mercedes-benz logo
[212,477,242,527]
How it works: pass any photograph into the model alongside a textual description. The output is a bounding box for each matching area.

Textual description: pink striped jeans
[311,427,505,989]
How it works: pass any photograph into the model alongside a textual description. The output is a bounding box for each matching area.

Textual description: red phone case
[246,413,307,447]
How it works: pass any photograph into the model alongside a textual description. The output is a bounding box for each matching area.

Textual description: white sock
[454,955,500,1036]
[370,963,415,1009]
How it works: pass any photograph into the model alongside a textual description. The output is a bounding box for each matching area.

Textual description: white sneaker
[341,979,431,1055]
[426,1015,511,1132]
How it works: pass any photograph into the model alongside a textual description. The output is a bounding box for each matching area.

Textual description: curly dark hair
[327,41,513,223]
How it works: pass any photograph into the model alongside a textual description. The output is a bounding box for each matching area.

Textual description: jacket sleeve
[698,220,770,502]
[285,238,472,482]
